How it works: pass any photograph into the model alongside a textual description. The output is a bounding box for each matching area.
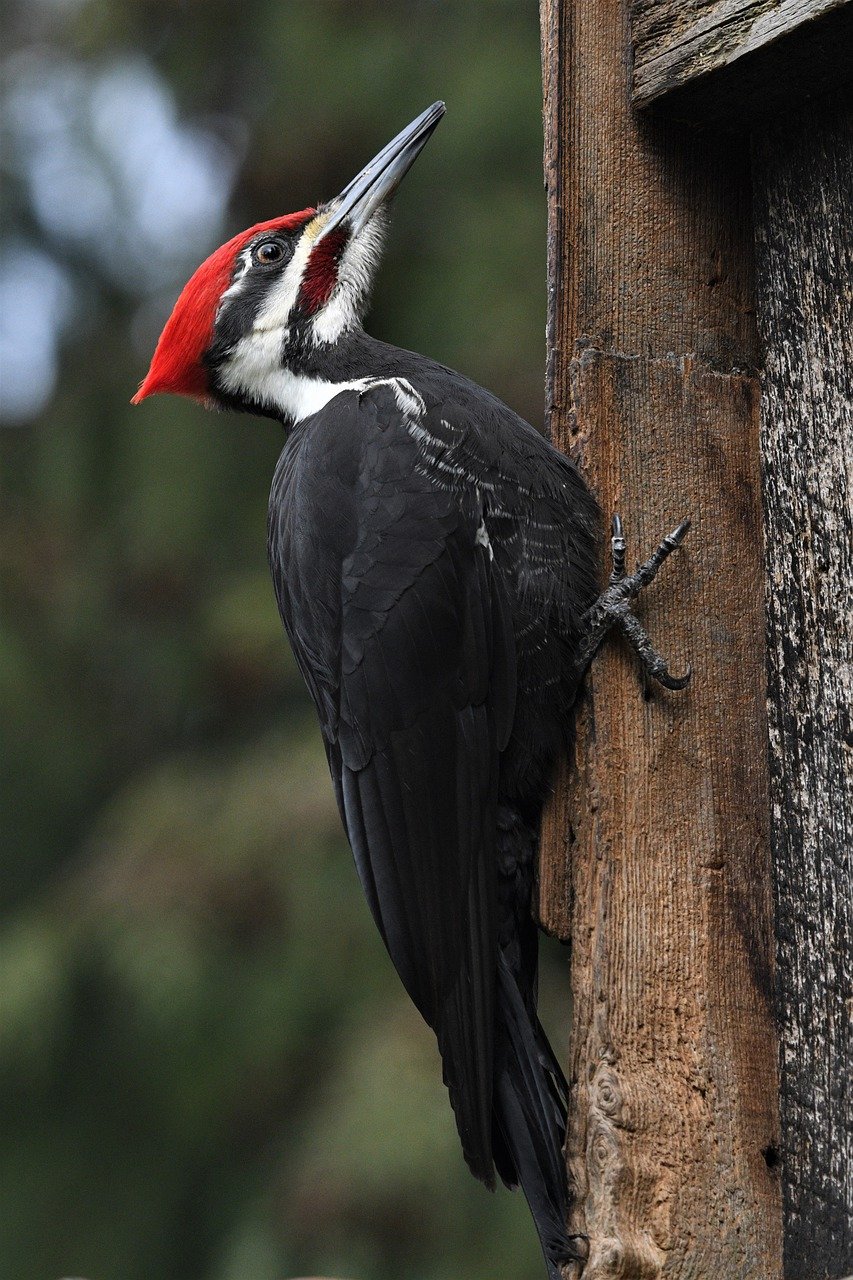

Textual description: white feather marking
[475,487,493,560]
[475,518,493,559]
[217,338,425,425]
[387,377,425,417]
[407,418,495,491]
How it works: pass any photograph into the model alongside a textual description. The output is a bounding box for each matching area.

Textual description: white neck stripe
[216,334,425,424]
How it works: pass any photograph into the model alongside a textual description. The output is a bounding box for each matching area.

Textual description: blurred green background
[1,2,570,1277]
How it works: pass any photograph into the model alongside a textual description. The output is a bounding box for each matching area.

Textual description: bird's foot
[578,513,692,691]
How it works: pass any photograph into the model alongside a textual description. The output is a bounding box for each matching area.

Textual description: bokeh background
[0,2,571,1277]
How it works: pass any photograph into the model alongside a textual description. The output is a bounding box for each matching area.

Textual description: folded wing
[269,385,516,1182]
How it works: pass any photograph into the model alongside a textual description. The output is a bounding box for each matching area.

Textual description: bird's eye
[253,240,285,266]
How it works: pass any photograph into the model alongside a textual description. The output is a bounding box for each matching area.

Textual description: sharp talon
[617,610,691,692]
[659,518,691,557]
[669,516,691,545]
[654,660,692,691]
[610,513,627,580]
[562,1233,590,1264]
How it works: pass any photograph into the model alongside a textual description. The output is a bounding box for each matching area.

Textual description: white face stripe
[249,221,318,334]
[219,347,355,422]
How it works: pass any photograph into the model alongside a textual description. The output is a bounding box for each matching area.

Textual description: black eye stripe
[209,235,299,358]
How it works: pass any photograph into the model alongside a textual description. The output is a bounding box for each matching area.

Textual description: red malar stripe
[298,228,349,315]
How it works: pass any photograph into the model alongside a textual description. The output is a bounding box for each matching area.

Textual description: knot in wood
[589,1124,621,1176]
[594,1067,623,1120]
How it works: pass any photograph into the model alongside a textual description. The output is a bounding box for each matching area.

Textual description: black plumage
[267,348,599,1276]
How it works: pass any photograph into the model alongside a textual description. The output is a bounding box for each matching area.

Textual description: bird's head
[132,102,445,419]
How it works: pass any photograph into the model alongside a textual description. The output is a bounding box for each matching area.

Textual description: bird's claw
[578,512,692,691]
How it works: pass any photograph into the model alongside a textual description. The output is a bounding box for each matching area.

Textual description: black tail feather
[492,954,581,1278]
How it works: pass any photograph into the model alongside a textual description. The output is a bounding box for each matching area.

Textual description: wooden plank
[540,0,783,1272]
[631,0,853,122]
[752,96,853,1277]
[563,353,779,1278]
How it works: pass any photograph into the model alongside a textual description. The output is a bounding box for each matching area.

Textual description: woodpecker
[134,103,690,1278]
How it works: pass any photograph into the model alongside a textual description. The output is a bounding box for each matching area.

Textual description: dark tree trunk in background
[752,97,853,1278]
[538,1,782,1275]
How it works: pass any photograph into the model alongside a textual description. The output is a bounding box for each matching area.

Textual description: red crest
[132,209,315,404]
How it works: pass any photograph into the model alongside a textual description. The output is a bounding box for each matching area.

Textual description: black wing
[268,384,517,1182]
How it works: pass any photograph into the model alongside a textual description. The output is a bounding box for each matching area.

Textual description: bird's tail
[491,954,582,1279]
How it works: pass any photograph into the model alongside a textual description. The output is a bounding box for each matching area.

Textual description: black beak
[316,101,446,243]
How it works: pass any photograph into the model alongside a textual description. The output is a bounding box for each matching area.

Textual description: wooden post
[539,0,783,1274]
[752,97,853,1277]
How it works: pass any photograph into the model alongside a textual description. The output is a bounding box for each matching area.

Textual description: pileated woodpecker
[134,103,689,1278]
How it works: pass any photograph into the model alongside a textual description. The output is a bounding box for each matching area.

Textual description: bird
[133,102,690,1279]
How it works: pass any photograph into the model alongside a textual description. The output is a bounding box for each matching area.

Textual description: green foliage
[0,2,564,1276]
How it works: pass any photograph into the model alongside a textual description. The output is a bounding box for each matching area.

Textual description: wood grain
[630,0,853,122]
[540,0,783,1273]
[752,98,853,1279]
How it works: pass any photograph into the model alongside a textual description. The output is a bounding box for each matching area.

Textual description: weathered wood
[562,355,779,1279]
[633,0,845,101]
[540,0,783,1274]
[752,97,853,1279]
[630,0,853,123]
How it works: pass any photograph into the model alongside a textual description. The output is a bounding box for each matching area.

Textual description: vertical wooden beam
[539,1,783,1274]
[752,98,853,1278]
